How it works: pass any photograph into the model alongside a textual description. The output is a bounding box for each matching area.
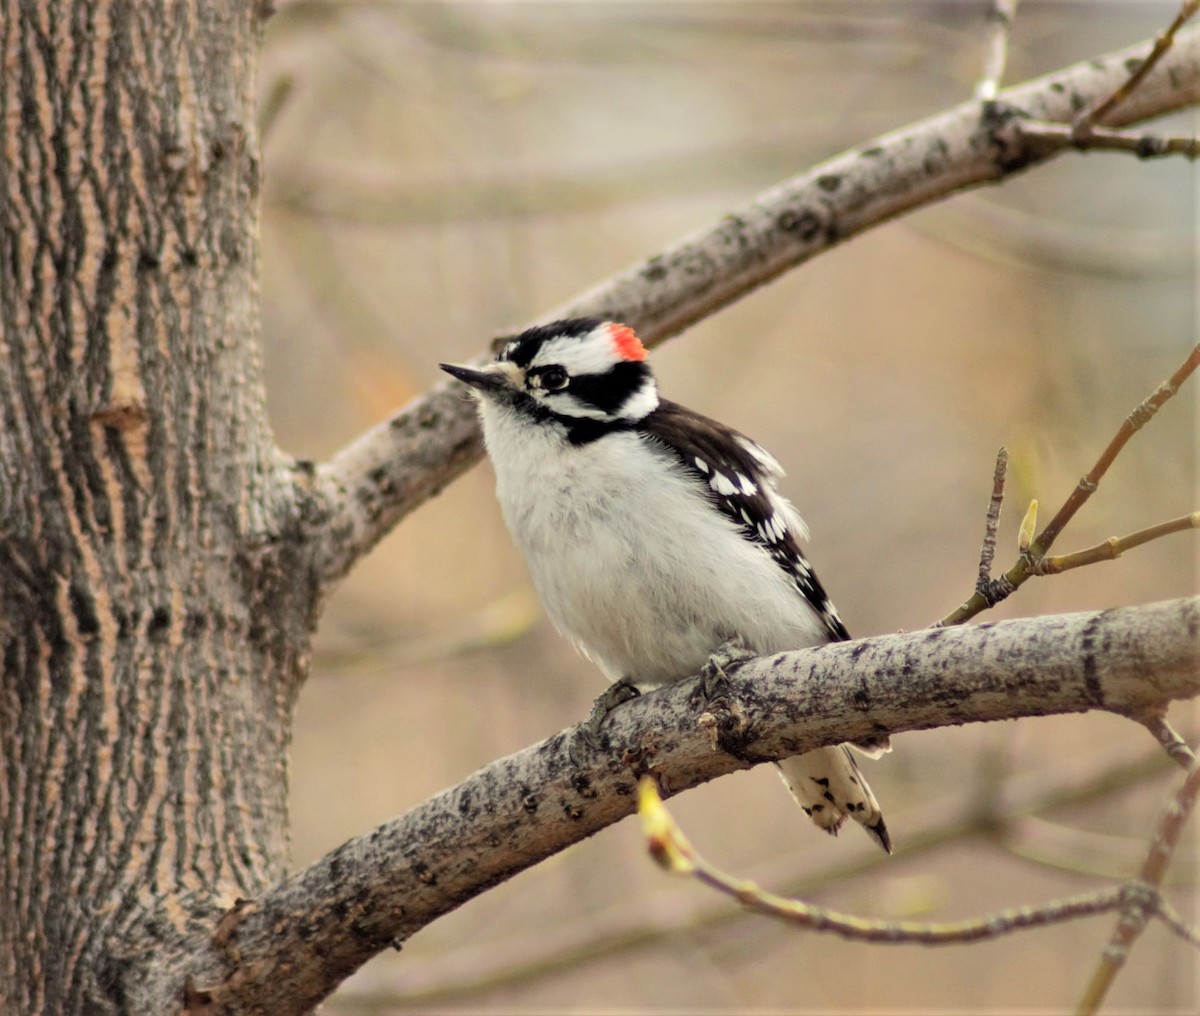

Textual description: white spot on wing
[767,491,809,542]
[735,435,784,477]
[709,472,736,496]
[693,457,709,473]
[735,472,758,495]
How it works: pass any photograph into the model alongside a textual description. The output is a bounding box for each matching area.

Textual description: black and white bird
[441,318,891,852]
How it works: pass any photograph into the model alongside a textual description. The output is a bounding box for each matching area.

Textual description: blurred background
[258,1,1197,1011]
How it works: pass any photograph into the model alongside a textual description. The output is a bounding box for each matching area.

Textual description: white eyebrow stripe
[533,331,617,374]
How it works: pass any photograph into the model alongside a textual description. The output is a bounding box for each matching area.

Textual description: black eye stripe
[565,361,648,413]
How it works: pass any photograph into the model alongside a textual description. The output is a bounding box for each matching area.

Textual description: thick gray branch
[309,27,1200,585]
[181,597,1199,1014]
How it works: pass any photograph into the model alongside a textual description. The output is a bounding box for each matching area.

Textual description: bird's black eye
[536,365,569,391]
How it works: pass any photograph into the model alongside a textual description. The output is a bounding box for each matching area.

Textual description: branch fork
[1017,1,1200,158]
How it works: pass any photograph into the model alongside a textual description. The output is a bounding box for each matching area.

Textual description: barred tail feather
[776,745,892,853]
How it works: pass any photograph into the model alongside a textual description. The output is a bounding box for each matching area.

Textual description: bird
[440,317,891,852]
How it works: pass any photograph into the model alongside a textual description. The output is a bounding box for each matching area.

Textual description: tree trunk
[0,2,307,1010]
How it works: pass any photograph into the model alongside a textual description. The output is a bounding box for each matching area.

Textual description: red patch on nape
[608,323,648,362]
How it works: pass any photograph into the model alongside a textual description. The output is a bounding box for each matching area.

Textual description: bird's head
[440,318,660,428]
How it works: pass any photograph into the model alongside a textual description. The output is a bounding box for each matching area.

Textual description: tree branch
[1019,2,1198,158]
[178,597,1200,1013]
[321,749,1179,1011]
[639,766,1199,957]
[307,26,1200,586]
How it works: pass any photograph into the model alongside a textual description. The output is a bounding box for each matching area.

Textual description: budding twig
[939,345,1200,627]
[638,778,1192,948]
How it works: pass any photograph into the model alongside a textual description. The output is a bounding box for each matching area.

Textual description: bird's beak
[439,362,510,395]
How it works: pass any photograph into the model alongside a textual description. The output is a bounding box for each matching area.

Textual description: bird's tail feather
[776,745,892,853]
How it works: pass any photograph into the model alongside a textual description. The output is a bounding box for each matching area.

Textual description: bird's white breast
[479,401,829,686]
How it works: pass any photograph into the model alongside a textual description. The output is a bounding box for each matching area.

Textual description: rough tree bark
[0,2,314,1011]
[1,3,1197,1014]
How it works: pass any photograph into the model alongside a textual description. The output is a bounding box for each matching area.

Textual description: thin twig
[641,779,1128,945]
[976,0,1021,101]
[1018,121,1199,159]
[258,72,295,141]
[1016,5,1200,163]
[941,447,1013,625]
[1034,345,1200,556]
[939,345,1200,626]
[977,447,1009,588]
[1128,709,1198,769]
[1155,897,1200,949]
[1034,513,1200,576]
[1077,0,1200,132]
[1076,754,1200,1015]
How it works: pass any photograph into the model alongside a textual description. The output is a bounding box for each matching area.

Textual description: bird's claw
[699,635,756,701]
[570,678,641,764]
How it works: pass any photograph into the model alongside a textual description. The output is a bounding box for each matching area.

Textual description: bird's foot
[570,678,641,764]
[699,635,757,701]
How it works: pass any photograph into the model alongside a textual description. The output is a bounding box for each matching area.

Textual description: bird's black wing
[641,400,850,642]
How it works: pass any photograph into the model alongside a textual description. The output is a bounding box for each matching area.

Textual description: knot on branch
[980,100,1041,172]
[975,573,1017,607]
[692,674,773,763]
[1129,394,1169,430]
[1118,879,1159,916]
